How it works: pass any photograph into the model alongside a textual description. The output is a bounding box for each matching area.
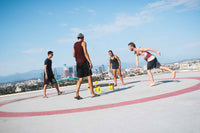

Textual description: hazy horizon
[0,57,199,78]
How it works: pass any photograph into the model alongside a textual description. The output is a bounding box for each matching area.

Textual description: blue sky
[0,0,200,76]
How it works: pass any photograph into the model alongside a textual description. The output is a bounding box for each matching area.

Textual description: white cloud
[57,28,84,44]
[60,23,67,26]
[22,48,47,54]
[57,38,76,44]
[144,0,200,13]
[70,27,84,33]
[87,9,96,15]
[68,7,96,15]
[68,8,80,14]
[60,0,200,40]
[63,11,154,38]
[85,13,153,36]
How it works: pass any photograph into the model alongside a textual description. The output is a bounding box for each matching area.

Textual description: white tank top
[135,48,155,62]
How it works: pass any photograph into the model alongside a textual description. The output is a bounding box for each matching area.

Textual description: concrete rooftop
[0,71,200,133]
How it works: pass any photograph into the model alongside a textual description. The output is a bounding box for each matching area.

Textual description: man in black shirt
[43,51,63,98]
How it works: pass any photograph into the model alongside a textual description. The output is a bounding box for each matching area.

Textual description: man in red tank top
[128,42,176,87]
[73,33,100,100]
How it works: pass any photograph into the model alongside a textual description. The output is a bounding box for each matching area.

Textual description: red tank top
[74,41,87,63]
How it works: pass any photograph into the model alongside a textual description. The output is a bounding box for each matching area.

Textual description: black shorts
[44,76,57,85]
[76,61,92,78]
[112,64,119,70]
[147,58,161,70]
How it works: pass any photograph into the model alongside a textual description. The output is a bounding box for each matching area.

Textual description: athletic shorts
[44,76,57,85]
[112,64,119,70]
[76,61,92,78]
[147,58,161,70]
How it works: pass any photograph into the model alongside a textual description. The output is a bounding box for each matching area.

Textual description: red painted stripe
[0,77,199,117]
[0,88,78,106]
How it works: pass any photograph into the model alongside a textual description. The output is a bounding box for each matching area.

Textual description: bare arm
[140,47,161,55]
[115,55,121,68]
[82,42,93,68]
[109,58,111,71]
[73,47,75,57]
[44,65,48,79]
[135,54,139,71]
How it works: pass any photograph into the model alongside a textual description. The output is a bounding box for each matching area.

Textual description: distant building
[54,68,59,79]
[94,69,98,74]
[173,63,180,70]
[37,79,42,83]
[15,86,22,93]
[180,63,190,70]
[143,65,147,71]
[68,67,73,77]
[63,64,69,78]
[190,63,200,70]
[73,65,77,77]
[99,66,103,73]
[102,64,105,72]
[125,67,135,74]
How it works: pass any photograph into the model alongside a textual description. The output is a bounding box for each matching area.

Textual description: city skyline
[54,64,107,79]
[1,58,199,85]
[1,0,200,77]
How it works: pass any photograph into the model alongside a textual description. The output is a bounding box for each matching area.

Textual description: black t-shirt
[44,58,54,77]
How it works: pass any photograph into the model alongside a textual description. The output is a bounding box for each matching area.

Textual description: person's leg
[43,84,48,98]
[88,75,95,96]
[159,66,176,78]
[147,70,155,87]
[117,69,125,85]
[54,82,63,95]
[75,78,83,97]
[88,75,100,97]
[113,69,117,86]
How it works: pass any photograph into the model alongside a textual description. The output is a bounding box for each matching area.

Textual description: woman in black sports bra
[108,50,125,86]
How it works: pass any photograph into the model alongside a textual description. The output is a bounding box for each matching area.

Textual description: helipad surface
[0,71,200,133]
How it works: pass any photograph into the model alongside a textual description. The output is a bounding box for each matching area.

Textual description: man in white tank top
[128,42,176,87]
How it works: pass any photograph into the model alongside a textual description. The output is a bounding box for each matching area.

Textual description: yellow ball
[98,87,101,93]
[112,85,114,91]
[109,86,111,90]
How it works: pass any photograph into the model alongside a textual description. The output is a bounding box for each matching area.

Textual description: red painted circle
[0,77,199,117]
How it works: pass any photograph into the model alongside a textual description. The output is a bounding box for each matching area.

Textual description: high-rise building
[54,68,61,80]
[102,64,105,72]
[73,65,77,77]
[54,68,58,79]
[95,69,98,73]
[63,64,69,78]
[99,66,103,73]
[68,67,73,77]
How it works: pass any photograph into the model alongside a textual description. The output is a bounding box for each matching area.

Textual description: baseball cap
[77,33,84,38]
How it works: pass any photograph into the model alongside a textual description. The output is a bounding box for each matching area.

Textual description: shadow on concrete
[49,81,138,99]
[156,80,181,86]
[49,89,84,98]
[83,85,134,99]
[125,81,141,85]
[102,86,134,95]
